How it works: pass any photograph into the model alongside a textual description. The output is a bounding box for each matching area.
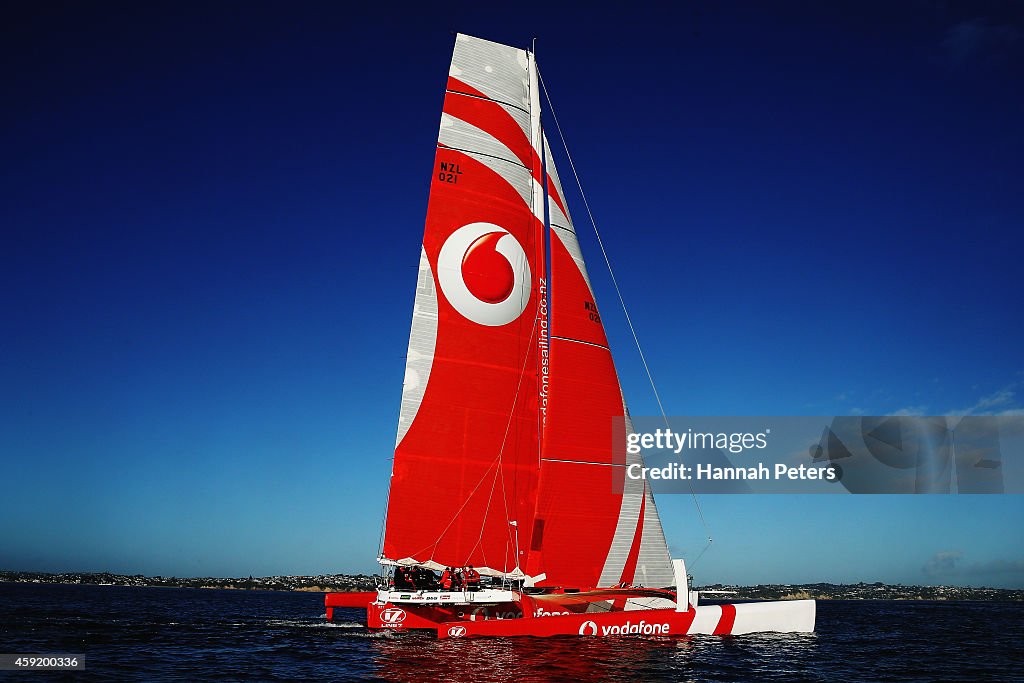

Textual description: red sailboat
[326,33,815,638]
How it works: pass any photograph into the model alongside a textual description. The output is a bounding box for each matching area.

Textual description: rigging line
[488,310,541,561]
[376,505,387,568]
[453,194,542,574]
[376,453,397,569]
[492,390,521,587]
[378,255,433,568]
[688,539,713,571]
[539,70,714,550]
[465,448,502,565]
[412,311,541,564]
[497,456,515,588]
[411,454,502,562]
[376,467,388,556]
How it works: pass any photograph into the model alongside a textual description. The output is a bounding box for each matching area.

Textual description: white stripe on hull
[732,600,817,635]
[686,604,723,634]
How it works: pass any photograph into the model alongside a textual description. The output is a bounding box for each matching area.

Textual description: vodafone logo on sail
[437,223,531,326]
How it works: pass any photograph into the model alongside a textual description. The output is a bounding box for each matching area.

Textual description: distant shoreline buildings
[1,571,1020,601]
[0,570,376,593]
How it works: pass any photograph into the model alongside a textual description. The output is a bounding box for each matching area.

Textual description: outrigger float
[326,33,815,639]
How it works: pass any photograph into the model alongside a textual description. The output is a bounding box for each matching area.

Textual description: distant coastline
[698,582,1022,602]
[2,570,1020,601]
[0,570,376,593]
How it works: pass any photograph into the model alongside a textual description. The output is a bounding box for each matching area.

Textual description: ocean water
[1,583,1022,681]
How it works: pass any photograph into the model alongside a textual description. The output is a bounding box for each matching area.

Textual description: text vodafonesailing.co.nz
[538,278,549,427]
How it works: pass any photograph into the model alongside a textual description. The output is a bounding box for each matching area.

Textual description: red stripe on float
[714,603,737,634]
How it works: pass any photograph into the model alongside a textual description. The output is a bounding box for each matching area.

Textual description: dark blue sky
[3,2,1022,586]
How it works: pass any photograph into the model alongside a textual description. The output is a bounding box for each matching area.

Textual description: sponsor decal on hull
[438,605,700,639]
[599,619,670,636]
[577,618,669,636]
[379,607,407,628]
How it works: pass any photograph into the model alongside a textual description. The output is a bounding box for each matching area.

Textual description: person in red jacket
[440,567,453,591]
[465,565,481,591]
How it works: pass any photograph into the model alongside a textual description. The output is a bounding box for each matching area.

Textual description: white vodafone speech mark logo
[579,620,599,636]
[437,222,531,326]
[447,625,467,638]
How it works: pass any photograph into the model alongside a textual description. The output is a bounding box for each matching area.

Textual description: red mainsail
[383,35,545,576]
[383,35,673,588]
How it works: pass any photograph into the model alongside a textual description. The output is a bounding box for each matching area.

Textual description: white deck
[378,589,519,605]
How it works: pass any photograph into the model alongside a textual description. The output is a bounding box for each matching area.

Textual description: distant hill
[2,571,1020,600]
[696,581,1023,601]
[0,570,376,592]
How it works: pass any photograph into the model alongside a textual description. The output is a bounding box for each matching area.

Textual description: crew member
[416,566,437,590]
[453,566,465,590]
[394,566,412,589]
[465,565,481,591]
[440,567,453,591]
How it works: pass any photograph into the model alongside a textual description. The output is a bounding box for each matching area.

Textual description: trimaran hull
[326,562,815,638]
[433,600,817,639]
[327,590,815,639]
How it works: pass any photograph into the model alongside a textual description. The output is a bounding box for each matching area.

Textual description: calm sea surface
[1,584,1022,681]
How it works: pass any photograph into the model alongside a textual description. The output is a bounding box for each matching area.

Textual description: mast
[528,45,550,467]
